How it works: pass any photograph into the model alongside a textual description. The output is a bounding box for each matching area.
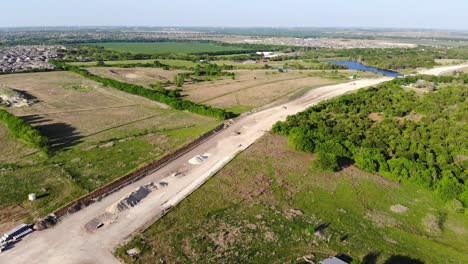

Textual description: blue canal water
[330,60,403,77]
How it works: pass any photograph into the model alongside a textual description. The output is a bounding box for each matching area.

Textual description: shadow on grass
[362,251,380,264]
[384,255,424,264]
[22,115,83,151]
[36,193,50,199]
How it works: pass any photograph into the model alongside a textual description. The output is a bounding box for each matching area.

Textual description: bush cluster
[0,110,48,153]
[273,75,468,202]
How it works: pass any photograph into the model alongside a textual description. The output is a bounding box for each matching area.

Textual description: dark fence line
[52,123,226,218]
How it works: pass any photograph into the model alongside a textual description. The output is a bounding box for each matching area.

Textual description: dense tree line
[273,75,468,204]
[52,62,236,120]
[0,110,48,153]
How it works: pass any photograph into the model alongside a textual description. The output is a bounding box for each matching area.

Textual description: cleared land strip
[198,75,316,103]
[0,64,463,264]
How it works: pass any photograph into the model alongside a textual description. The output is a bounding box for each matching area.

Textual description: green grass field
[116,134,468,264]
[84,42,245,54]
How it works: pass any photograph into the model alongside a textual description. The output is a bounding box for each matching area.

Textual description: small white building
[28,193,37,201]
[256,51,280,58]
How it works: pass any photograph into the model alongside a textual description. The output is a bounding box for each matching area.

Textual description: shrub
[436,175,465,201]
[313,152,338,172]
[458,190,468,208]
[445,199,465,213]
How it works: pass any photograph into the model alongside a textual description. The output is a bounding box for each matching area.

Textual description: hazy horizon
[1,0,468,30]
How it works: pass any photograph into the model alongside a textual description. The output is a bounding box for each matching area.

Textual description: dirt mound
[84,212,116,233]
[188,154,210,165]
[125,74,140,79]
[107,182,157,214]
[84,182,157,232]
[33,214,57,231]
[423,214,442,234]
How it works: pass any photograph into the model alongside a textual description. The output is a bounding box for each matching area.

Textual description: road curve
[0,64,465,264]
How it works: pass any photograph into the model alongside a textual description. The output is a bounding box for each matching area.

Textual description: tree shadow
[12,89,40,102]
[37,122,83,150]
[363,251,380,264]
[384,255,424,264]
[36,193,50,199]
[22,114,52,125]
[315,223,330,232]
[335,254,353,263]
[338,157,354,170]
[21,114,83,151]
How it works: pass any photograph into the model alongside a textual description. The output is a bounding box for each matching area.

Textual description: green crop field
[83,42,245,54]
[116,134,468,264]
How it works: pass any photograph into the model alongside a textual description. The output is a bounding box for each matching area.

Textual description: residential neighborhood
[0,45,64,73]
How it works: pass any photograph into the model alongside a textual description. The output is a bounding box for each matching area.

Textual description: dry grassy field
[87,67,188,88]
[88,68,354,113]
[182,70,341,111]
[0,71,219,232]
[435,59,467,65]
[0,72,216,145]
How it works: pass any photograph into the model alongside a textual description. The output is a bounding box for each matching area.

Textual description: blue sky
[1,0,467,30]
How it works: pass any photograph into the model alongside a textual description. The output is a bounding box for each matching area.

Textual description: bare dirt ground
[0,64,463,264]
[451,66,468,73]
[418,63,468,75]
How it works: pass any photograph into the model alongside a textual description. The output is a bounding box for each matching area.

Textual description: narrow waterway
[330,60,403,77]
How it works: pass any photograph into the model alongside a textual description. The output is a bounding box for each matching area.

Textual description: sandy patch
[390,204,409,214]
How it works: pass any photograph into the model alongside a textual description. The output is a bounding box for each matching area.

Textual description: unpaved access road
[0,64,463,264]
[418,63,468,75]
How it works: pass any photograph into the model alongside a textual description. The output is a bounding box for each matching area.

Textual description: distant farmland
[83,42,246,54]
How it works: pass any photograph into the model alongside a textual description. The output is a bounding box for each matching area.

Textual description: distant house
[320,257,348,264]
[256,51,280,58]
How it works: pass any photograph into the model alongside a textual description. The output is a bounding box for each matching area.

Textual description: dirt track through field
[0,64,464,264]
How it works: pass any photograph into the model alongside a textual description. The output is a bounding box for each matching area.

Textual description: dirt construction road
[0,65,463,264]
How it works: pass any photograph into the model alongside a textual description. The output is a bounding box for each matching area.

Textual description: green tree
[436,173,465,201]
[354,148,379,172]
[287,127,315,152]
